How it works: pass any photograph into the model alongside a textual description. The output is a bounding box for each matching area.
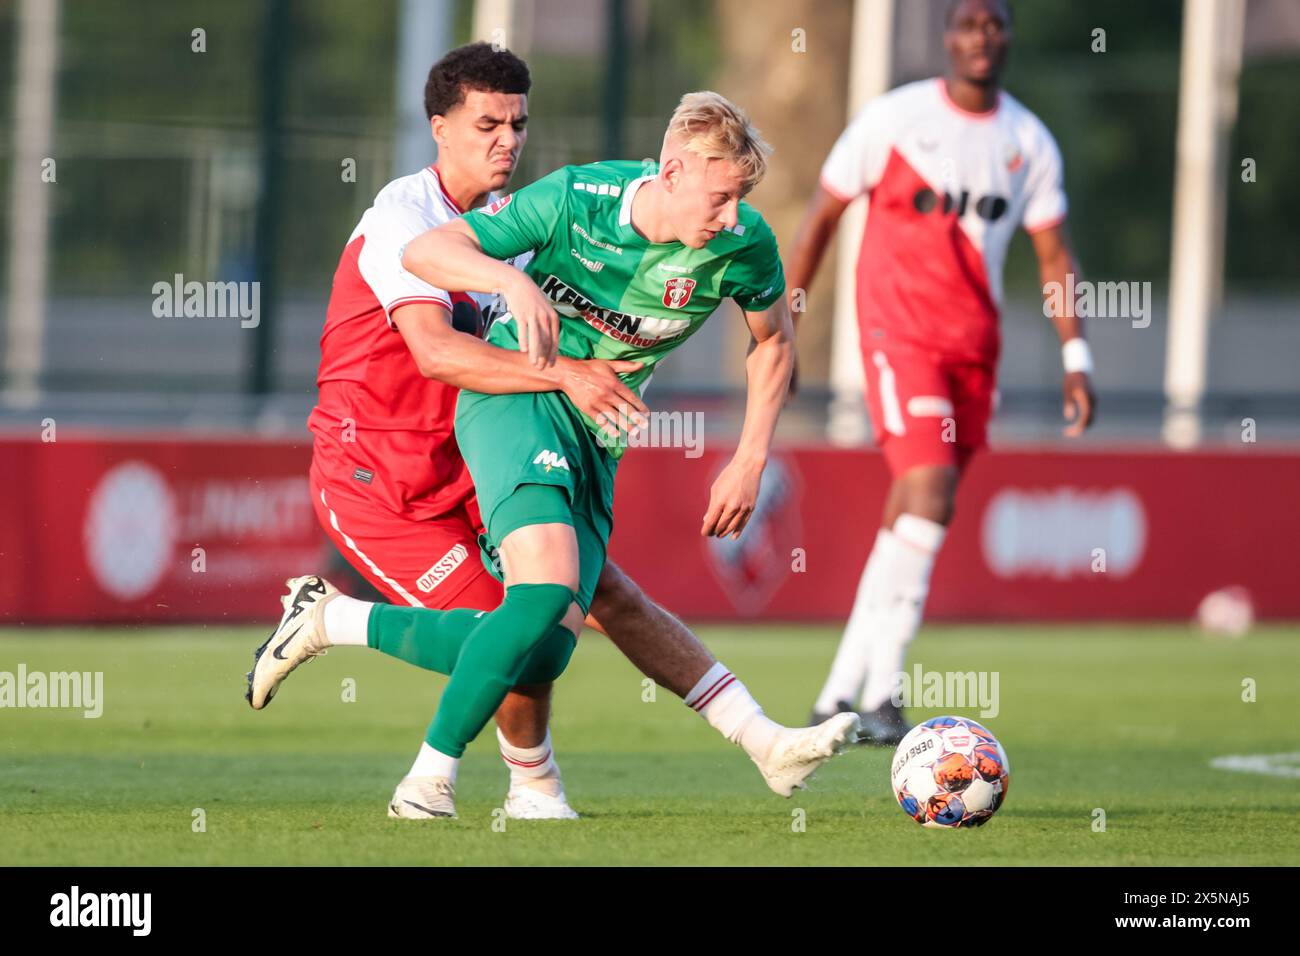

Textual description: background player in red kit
[249,43,855,819]
[788,0,1096,744]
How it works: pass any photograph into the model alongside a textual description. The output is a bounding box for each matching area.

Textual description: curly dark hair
[424,42,532,120]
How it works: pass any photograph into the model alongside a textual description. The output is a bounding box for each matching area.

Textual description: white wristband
[1062,338,1093,375]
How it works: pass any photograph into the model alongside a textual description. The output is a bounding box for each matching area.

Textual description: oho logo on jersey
[913,187,1009,222]
[533,449,570,472]
[417,543,469,593]
[662,277,697,309]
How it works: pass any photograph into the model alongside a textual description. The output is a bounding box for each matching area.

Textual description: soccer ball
[1196,585,1254,638]
[890,716,1010,828]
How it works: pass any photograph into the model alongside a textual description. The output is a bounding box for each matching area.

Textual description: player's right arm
[785,99,882,323]
[403,168,578,370]
[781,102,882,395]
[358,181,642,424]
[401,220,559,370]
[390,301,646,431]
[785,186,851,327]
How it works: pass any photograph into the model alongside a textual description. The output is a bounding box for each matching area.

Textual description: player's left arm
[700,295,795,540]
[1031,221,1096,437]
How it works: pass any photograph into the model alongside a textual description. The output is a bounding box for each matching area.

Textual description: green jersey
[462,160,785,457]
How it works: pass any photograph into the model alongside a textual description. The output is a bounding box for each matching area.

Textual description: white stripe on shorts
[319,488,424,607]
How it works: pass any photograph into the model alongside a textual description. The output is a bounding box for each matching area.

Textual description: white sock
[408,741,459,783]
[497,727,563,796]
[321,595,373,646]
[858,514,946,712]
[814,529,891,714]
[684,662,781,760]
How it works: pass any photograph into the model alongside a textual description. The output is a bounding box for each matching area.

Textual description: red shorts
[861,346,995,477]
[310,469,504,612]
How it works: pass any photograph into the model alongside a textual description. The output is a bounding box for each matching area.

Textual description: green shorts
[455,388,618,613]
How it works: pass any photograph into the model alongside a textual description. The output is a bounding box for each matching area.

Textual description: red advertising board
[1,435,1296,623]
[0,434,318,623]
[609,445,1300,621]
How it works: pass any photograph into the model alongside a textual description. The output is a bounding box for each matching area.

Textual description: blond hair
[665,91,771,192]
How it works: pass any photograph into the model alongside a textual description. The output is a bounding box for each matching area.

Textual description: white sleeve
[356,199,453,329]
[819,99,886,202]
[1022,127,1068,233]
[474,251,532,326]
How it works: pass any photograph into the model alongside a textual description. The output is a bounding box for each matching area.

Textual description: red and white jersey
[308,166,501,520]
[820,77,1067,363]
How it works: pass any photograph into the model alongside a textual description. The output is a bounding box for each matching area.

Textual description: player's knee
[504,581,575,626]
[500,528,581,591]
[907,490,955,526]
[897,469,958,526]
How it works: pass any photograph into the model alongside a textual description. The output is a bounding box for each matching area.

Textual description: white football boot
[388,776,457,819]
[246,575,339,710]
[504,782,580,820]
[752,712,862,797]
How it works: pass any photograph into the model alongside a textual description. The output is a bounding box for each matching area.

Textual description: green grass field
[2,624,1298,866]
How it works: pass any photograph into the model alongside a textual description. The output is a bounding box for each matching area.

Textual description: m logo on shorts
[416,543,469,593]
[533,449,570,472]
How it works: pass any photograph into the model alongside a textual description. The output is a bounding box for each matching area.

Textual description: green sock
[367,604,488,676]
[426,582,575,758]
[366,603,575,683]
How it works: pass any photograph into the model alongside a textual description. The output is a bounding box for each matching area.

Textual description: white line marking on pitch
[1209,752,1300,778]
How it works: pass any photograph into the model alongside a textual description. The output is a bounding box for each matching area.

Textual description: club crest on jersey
[1004,144,1024,172]
[482,194,513,216]
[662,277,697,309]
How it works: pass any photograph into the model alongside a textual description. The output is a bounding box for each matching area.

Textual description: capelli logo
[50,886,151,936]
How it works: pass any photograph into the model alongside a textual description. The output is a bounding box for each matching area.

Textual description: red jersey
[820,78,1068,364]
[307,166,501,520]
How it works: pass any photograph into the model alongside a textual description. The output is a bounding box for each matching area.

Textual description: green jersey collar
[618,174,655,228]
